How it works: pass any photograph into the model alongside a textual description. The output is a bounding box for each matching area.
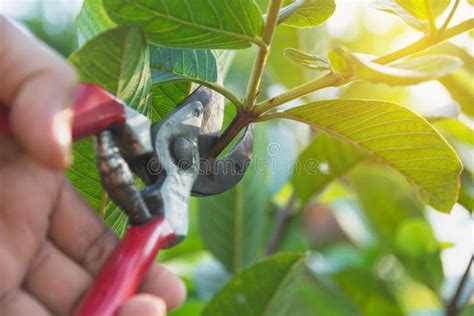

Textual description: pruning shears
[0,83,254,315]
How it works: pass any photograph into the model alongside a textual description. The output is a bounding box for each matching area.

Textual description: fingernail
[53,109,72,166]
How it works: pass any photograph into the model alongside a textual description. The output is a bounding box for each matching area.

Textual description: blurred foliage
[11,0,474,315]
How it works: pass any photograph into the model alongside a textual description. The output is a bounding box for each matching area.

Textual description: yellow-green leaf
[333,48,462,86]
[272,99,463,212]
[374,0,429,32]
[279,0,336,29]
[396,0,450,20]
[284,48,330,71]
[103,0,264,49]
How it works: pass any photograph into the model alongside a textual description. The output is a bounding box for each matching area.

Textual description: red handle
[74,217,176,316]
[0,83,126,140]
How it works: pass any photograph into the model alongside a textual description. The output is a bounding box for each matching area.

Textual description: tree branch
[244,0,282,110]
[255,18,474,114]
[264,193,298,256]
[445,255,473,316]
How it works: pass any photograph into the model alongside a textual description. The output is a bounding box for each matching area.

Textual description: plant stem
[198,81,244,110]
[264,193,297,256]
[210,110,255,157]
[445,255,473,316]
[439,0,460,36]
[244,0,282,110]
[425,0,437,36]
[255,18,474,114]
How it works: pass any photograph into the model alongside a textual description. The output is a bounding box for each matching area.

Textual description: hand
[0,16,186,316]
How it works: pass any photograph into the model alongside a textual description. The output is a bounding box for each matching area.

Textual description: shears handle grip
[0,83,126,140]
[74,217,176,316]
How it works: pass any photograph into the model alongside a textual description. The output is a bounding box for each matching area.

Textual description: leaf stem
[244,0,282,110]
[438,0,460,36]
[197,81,244,110]
[425,0,437,36]
[445,255,473,316]
[255,18,474,114]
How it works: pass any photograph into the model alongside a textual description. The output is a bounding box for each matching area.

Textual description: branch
[255,18,474,114]
[244,0,282,110]
[424,0,437,35]
[439,0,460,36]
[445,255,473,316]
[264,193,297,256]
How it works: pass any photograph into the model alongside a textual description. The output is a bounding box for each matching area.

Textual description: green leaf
[68,26,151,235]
[202,253,307,316]
[351,165,444,291]
[459,171,474,213]
[198,124,269,272]
[274,99,463,212]
[69,26,150,111]
[435,119,474,146]
[374,0,429,32]
[332,48,463,86]
[149,81,191,120]
[395,0,451,20]
[291,133,365,202]
[460,304,474,316]
[279,0,336,29]
[103,0,264,49]
[333,267,403,316]
[149,45,218,84]
[284,48,330,71]
[75,0,116,46]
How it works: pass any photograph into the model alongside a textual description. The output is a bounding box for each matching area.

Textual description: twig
[424,0,437,36]
[264,193,298,256]
[255,18,474,114]
[244,0,282,110]
[445,255,473,316]
[438,0,460,36]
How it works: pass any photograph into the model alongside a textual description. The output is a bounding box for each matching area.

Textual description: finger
[0,16,77,169]
[23,241,91,316]
[49,181,186,309]
[140,265,186,311]
[0,290,50,316]
[0,156,62,298]
[117,294,166,316]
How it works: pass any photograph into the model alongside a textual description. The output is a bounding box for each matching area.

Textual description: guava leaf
[103,0,264,49]
[291,133,365,202]
[332,48,462,86]
[278,0,336,29]
[75,0,116,45]
[202,253,307,316]
[150,45,218,84]
[374,0,429,32]
[395,0,450,20]
[284,48,330,71]
[149,81,191,120]
[68,26,151,235]
[273,99,463,212]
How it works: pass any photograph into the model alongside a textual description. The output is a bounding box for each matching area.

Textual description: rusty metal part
[95,130,152,225]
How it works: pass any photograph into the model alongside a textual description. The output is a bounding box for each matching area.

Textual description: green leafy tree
[68,0,473,315]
